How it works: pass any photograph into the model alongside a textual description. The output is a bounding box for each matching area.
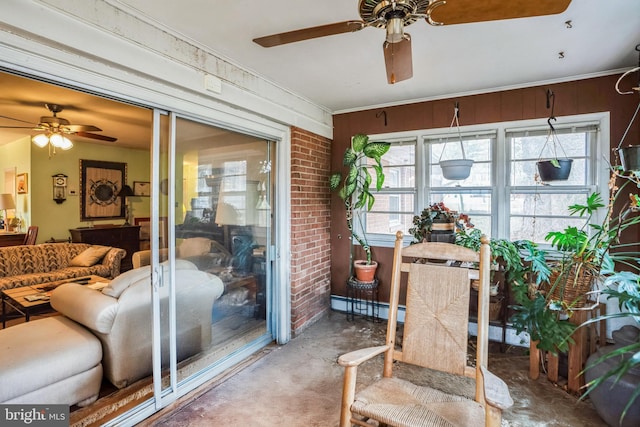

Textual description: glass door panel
[171,116,273,383]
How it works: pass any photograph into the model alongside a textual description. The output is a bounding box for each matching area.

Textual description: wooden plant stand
[529,302,607,394]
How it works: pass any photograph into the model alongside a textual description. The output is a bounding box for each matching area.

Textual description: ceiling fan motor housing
[360,0,430,28]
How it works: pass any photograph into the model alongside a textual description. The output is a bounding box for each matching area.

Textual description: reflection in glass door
[168,116,273,384]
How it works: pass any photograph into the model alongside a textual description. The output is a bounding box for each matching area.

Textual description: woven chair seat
[352,377,484,427]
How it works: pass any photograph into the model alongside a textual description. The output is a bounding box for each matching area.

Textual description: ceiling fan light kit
[32,132,73,150]
[252,0,573,84]
[1,103,117,156]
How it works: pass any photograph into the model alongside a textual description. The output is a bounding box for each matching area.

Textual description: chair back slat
[401,262,471,375]
[385,232,491,383]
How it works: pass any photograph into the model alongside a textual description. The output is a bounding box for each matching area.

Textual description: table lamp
[0,193,16,232]
[117,185,134,226]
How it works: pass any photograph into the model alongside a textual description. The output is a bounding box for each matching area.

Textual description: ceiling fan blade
[74,131,117,142]
[384,37,413,84]
[66,124,102,132]
[253,21,365,47]
[428,0,572,25]
[0,114,36,125]
[0,126,37,129]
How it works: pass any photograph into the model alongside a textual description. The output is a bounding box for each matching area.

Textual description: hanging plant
[536,90,573,182]
[439,103,473,180]
[615,97,640,172]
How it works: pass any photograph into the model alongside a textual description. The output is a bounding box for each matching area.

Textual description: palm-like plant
[329,133,390,265]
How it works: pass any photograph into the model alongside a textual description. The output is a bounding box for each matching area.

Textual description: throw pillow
[177,237,211,258]
[69,245,112,267]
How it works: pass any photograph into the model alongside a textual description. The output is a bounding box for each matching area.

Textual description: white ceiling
[1,0,639,148]
[116,0,640,112]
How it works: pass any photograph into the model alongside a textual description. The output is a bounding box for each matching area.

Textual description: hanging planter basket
[536,113,573,182]
[618,145,640,172]
[440,159,474,180]
[536,159,573,182]
[439,104,473,181]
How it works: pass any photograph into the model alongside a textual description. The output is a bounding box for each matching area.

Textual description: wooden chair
[338,232,513,427]
[22,226,38,245]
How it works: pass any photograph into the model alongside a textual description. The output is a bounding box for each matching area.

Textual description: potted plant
[408,202,469,243]
[511,177,640,354]
[439,104,473,181]
[535,115,572,182]
[329,133,390,282]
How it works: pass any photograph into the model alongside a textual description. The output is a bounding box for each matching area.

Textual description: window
[425,131,496,236]
[508,124,599,243]
[364,141,416,239]
[362,113,609,247]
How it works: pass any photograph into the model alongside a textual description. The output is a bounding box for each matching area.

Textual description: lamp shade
[0,193,16,210]
[117,185,134,197]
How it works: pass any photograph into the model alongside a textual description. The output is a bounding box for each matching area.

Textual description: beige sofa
[50,259,225,388]
[0,243,125,291]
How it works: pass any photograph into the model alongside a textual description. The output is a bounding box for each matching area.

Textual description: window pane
[367,143,415,166]
[369,193,414,214]
[510,192,590,216]
[380,165,415,188]
[431,161,491,187]
[429,137,492,187]
[430,138,492,163]
[510,192,589,243]
[510,131,590,186]
[366,212,414,235]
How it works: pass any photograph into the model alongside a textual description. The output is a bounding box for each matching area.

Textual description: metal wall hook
[376,110,387,126]
[546,89,556,131]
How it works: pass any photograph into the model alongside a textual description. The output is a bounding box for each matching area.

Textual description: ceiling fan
[0,103,117,143]
[253,0,572,84]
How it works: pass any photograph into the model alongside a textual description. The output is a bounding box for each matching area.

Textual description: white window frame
[363,112,610,248]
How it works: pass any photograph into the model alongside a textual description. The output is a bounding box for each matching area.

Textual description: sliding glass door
[147,113,275,411]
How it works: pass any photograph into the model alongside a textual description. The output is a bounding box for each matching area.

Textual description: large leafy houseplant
[329,133,390,280]
[511,178,640,354]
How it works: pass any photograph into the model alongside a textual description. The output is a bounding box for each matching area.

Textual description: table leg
[1,293,5,329]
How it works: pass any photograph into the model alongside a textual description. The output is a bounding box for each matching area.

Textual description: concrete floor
[148,311,607,427]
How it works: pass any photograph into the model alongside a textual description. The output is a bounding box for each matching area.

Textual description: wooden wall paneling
[500,89,525,122]
[331,76,635,301]
[520,87,540,119]
[472,92,501,124]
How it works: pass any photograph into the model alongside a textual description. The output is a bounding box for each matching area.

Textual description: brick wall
[290,126,332,335]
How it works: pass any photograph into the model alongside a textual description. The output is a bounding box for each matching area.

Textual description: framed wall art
[80,159,127,221]
[16,173,28,194]
[133,181,151,196]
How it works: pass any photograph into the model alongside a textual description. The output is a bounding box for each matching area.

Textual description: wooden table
[0,232,26,247]
[1,275,110,328]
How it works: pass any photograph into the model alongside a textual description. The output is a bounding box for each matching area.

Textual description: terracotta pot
[353,260,378,282]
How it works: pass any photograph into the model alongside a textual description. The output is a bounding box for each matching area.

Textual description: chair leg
[486,404,502,427]
[340,366,357,427]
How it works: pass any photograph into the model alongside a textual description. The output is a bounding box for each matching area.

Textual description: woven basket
[546,267,594,308]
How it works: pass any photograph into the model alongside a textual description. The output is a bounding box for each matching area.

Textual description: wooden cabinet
[69,225,140,272]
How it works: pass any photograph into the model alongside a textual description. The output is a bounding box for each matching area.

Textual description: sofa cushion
[102,260,198,298]
[0,316,102,403]
[102,266,152,298]
[70,245,112,267]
